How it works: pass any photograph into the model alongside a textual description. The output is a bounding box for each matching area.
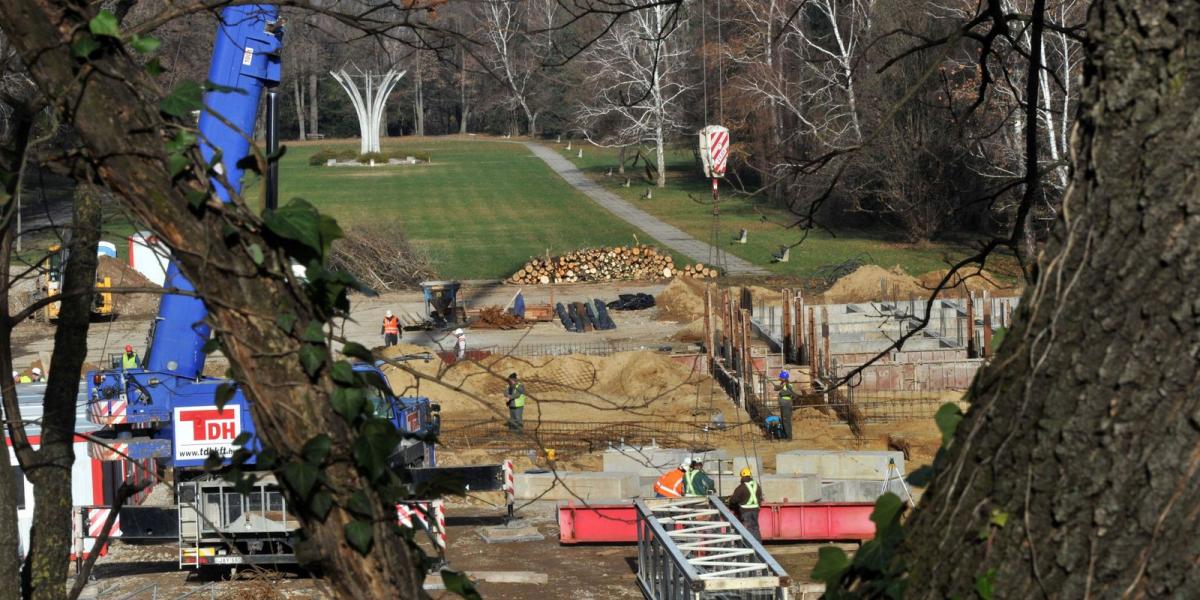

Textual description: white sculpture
[330,67,406,154]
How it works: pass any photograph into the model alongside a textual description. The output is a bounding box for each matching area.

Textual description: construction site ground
[81,500,834,600]
[18,271,962,597]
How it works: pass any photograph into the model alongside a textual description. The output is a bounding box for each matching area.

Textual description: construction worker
[654,462,688,498]
[453,328,466,361]
[29,367,43,382]
[773,371,795,440]
[505,373,526,432]
[684,458,715,497]
[122,345,140,370]
[382,310,401,347]
[727,467,764,541]
[15,370,31,384]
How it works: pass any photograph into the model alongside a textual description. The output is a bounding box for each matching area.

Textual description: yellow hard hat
[739,467,752,477]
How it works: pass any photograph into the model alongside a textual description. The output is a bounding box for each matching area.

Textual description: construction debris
[472,306,525,330]
[509,245,675,284]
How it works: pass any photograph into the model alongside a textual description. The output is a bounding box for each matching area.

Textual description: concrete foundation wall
[820,478,909,502]
[515,471,641,501]
[776,450,905,480]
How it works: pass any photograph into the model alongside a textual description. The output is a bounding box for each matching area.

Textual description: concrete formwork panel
[776,450,905,480]
[515,471,641,500]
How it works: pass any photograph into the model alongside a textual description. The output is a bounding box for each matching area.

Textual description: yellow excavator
[37,243,116,321]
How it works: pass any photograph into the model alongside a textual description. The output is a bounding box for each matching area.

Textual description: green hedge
[309,148,432,166]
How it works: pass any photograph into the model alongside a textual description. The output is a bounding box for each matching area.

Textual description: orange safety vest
[383,316,401,335]
[653,469,685,498]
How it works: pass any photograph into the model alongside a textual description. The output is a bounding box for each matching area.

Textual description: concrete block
[515,471,640,500]
[819,478,910,502]
[602,447,728,476]
[760,474,822,503]
[776,450,904,480]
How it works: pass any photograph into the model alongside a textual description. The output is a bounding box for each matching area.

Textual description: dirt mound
[655,277,707,322]
[97,256,160,316]
[917,269,1019,295]
[671,318,706,342]
[820,264,927,304]
[379,344,732,423]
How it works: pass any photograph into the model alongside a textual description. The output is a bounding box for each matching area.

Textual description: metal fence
[439,418,760,452]
[474,340,701,358]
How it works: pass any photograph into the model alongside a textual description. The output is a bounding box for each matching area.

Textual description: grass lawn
[556,142,1007,279]
[261,138,668,279]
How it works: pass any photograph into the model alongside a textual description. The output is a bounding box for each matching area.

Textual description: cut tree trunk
[902,2,1200,598]
[308,72,319,137]
[294,78,306,141]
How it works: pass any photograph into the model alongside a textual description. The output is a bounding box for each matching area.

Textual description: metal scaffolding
[635,496,790,599]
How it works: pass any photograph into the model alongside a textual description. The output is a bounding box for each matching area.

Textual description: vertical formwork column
[782,289,793,364]
[966,290,977,358]
[796,291,805,364]
[821,307,831,379]
[982,290,993,358]
[703,285,713,361]
[808,307,818,378]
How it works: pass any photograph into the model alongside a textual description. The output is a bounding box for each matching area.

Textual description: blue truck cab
[85,362,437,469]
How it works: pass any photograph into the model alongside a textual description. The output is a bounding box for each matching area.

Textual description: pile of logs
[680,263,719,279]
[509,245,677,284]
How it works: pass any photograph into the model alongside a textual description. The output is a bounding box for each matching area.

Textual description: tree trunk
[0,2,426,598]
[458,46,468,135]
[654,125,666,188]
[414,56,424,137]
[21,186,101,600]
[902,2,1200,598]
[308,72,319,137]
[618,145,626,175]
[293,77,306,141]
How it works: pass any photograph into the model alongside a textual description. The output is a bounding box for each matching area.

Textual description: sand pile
[819,265,927,304]
[917,269,1019,295]
[378,343,733,423]
[97,256,160,316]
[655,277,707,322]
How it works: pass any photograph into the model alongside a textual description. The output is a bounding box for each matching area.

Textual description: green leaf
[870,493,904,529]
[907,465,934,487]
[300,320,326,343]
[935,403,964,447]
[88,10,120,37]
[247,243,264,266]
[144,58,164,76]
[331,361,356,385]
[201,337,221,355]
[341,342,373,362]
[283,462,319,499]
[71,35,101,58]
[160,80,203,118]
[184,188,206,209]
[353,418,401,481]
[331,387,366,421]
[256,447,278,470]
[309,490,333,520]
[130,34,161,54]
[276,312,297,333]
[214,382,237,410]
[347,490,373,518]
[203,451,224,471]
[440,569,483,600]
[811,546,850,585]
[232,432,253,447]
[262,198,342,262]
[165,129,196,154]
[302,434,332,464]
[299,345,325,377]
[974,568,996,600]
[989,508,1009,528]
[344,519,373,555]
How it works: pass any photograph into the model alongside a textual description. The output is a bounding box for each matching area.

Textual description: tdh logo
[173,405,242,461]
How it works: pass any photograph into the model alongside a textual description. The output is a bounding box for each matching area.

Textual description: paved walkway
[524,143,769,276]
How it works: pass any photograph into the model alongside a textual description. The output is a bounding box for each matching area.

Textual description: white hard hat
[10,371,16,378]
[454,328,464,335]
[680,461,690,470]
[385,310,393,318]
[31,367,42,375]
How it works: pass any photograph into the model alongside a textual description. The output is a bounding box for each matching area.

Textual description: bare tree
[576,1,693,187]
[479,0,540,135]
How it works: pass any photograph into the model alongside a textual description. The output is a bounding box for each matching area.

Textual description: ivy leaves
[74,9,160,60]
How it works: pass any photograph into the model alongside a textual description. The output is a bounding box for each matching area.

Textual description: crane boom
[146,5,282,378]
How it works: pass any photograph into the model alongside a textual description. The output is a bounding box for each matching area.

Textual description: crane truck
[81,5,505,568]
